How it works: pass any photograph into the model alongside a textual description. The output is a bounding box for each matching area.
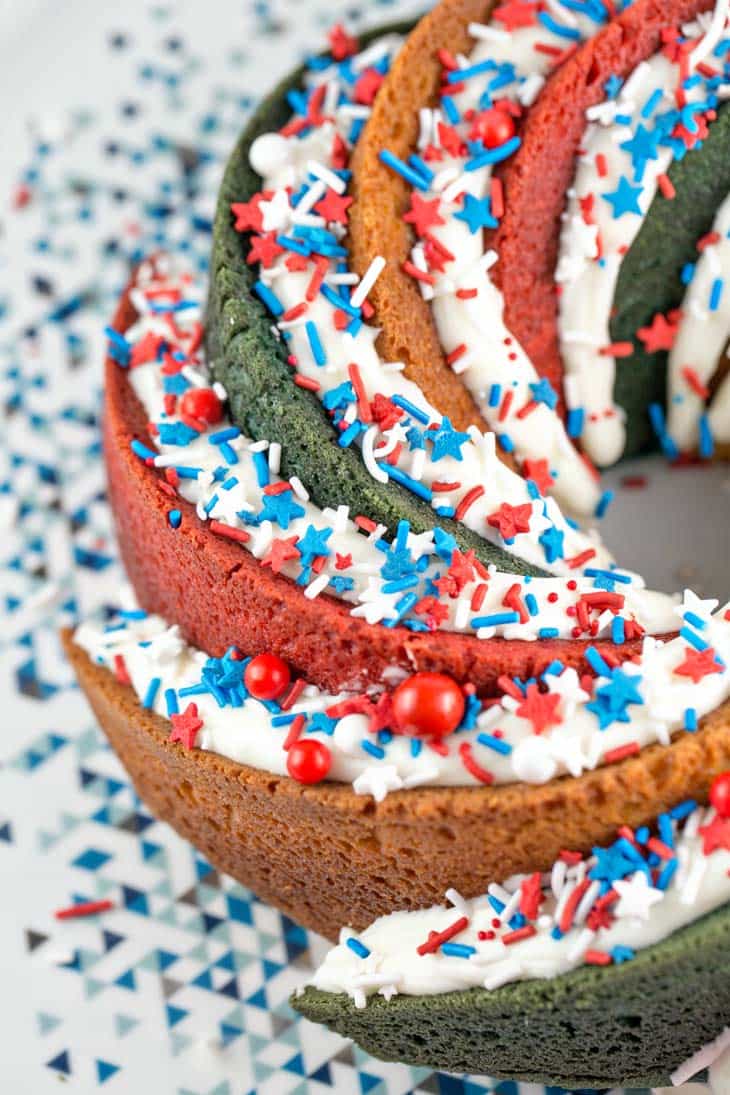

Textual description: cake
[67,0,730,1086]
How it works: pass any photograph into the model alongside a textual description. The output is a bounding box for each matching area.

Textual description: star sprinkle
[260,535,301,574]
[637,309,682,353]
[454,193,498,234]
[699,814,730,856]
[352,765,405,802]
[673,589,720,625]
[538,524,564,564]
[487,502,532,541]
[169,703,204,750]
[674,646,724,683]
[403,194,445,237]
[602,176,644,219]
[528,378,558,410]
[516,684,562,735]
[522,459,554,496]
[613,873,664,921]
[492,0,539,30]
[259,488,306,530]
[619,124,660,176]
[314,189,353,225]
[424,417,470,462]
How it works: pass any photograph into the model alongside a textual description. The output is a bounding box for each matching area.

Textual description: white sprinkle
[567,927,596,963]
[362,426,390,484]
[268,442,281,474]
[445,888,470,915]
[483,959,523,990]
[248,438,269,453]
[467,22,510,42]
[350,256,386,309]
[294,180,326,217]
[289,476,309,501]
[518,73,546,108]
[304,573,330,600]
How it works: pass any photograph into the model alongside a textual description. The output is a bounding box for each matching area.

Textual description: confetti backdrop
[0,1,659,1092]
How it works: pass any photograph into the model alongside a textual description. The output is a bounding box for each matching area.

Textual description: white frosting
[556,7,730,465]
[307,803,730,1002]
[123,262,680,641]
[409,13,606,517]
[75,591,730,795]
[251,47,615,573]
[667,192,730,452]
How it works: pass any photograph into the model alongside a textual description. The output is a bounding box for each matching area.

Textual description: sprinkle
[350,255,386,309]
[502,924,537,946]
[379,149,430,191]
[477,732,512,756]
[603,742,641,764]
[458,741,495,784]
[657,173,676,199]
[346,937,371,959]
[282,714,306,751]
[305,321,327,366]
[55,900,115,921]
[142,677,161,710]
[417,916,470,955]
[253,280,284,317]
[685,707,698,732]
[209,520,251,544]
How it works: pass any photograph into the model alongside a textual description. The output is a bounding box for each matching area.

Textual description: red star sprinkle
[700,814,730,856]
[169,703,204,750]
[515,683,562,735]
[314,189,353,226]
[674,646,724,684]
[230,193,270,233]
[403,194,445,238]
[335,552,353,571]
[261,536,301,574]
[522,458,554,495]
[327,23,358,60]
[636,309,682,353]
[370,393,404,430]
[247,233,285,268]
[492,0,539,30]
[487,501,532,540]
[354,68,384,105]
[285,252,310,273]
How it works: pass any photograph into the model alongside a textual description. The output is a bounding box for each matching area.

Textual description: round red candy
[286,739,332,784]
[244,653,291,701]
[472,108,515,150]
[710,771,730,818]
[392,672,465,738]
[180,387,223,425]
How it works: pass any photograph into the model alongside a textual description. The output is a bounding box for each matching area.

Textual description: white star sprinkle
[613,873,664,921]
[352,765,404,802]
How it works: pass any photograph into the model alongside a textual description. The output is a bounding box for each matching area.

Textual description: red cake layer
[491,0,713,415]
[106,286,648,697]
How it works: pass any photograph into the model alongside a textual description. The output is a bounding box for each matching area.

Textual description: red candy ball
[473,108,515,150]
[710,771,730,818]
[286,739,332,784]
[392,672,465,738]
[244,653,291,701]
[180,387,223,425]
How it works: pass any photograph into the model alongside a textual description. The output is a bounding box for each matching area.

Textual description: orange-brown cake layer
[65,631,730,941]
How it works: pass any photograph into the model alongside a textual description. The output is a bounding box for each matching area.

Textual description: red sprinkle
[55,899,115,921]
[604,741,641,764]
[282,714,306,751]
[209,520,250,544]
[502,924,537,945]
[458,741,494,784]
[417,916,470,956]
[657,173,676,199]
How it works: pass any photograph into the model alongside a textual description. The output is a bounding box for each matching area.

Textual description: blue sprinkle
[497,432,515,453]
[338,421,363,448]
[567,407,585,437]
[306,321,326,366]
[253,280,284,317]
[441,96,460,124]
[346,937,371,959]
[670,799,697,821]
[252,449,270,488]
[408,154,435,183]
[379,149,430,191]
[392,394,431,424]
[441,942,476,958]
[699,415,714,460]
[168,509,182,529]
[361,740,385,760]
[538,627,560,639]
[377,462,433,501]
[611,616,625,644]
[271,713,297,727]
[477,732,512,756]
[681,262,695,286]
[710,278,724,312]
[446,58,495,83]
[488,383,501,408]
[410,738,423,757]
[209,427,240,444]
[595,490,614,518]
[165,688,178,716]
[684,707,698,732]
[525,593,538,617]
[641,88,663,118]
[585,646,612,676]
[142,677,161,709]
[684,611,707,631]
[466,136,521,171]
[679,626,709,652]
[131,439,158,461]
[537,11,582,38]
[487,894,505,915]
[656,859,678,892]
[471,611,521,628]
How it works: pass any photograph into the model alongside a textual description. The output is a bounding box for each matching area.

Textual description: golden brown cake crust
[65,630,730,942]
[347,0,514,459]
